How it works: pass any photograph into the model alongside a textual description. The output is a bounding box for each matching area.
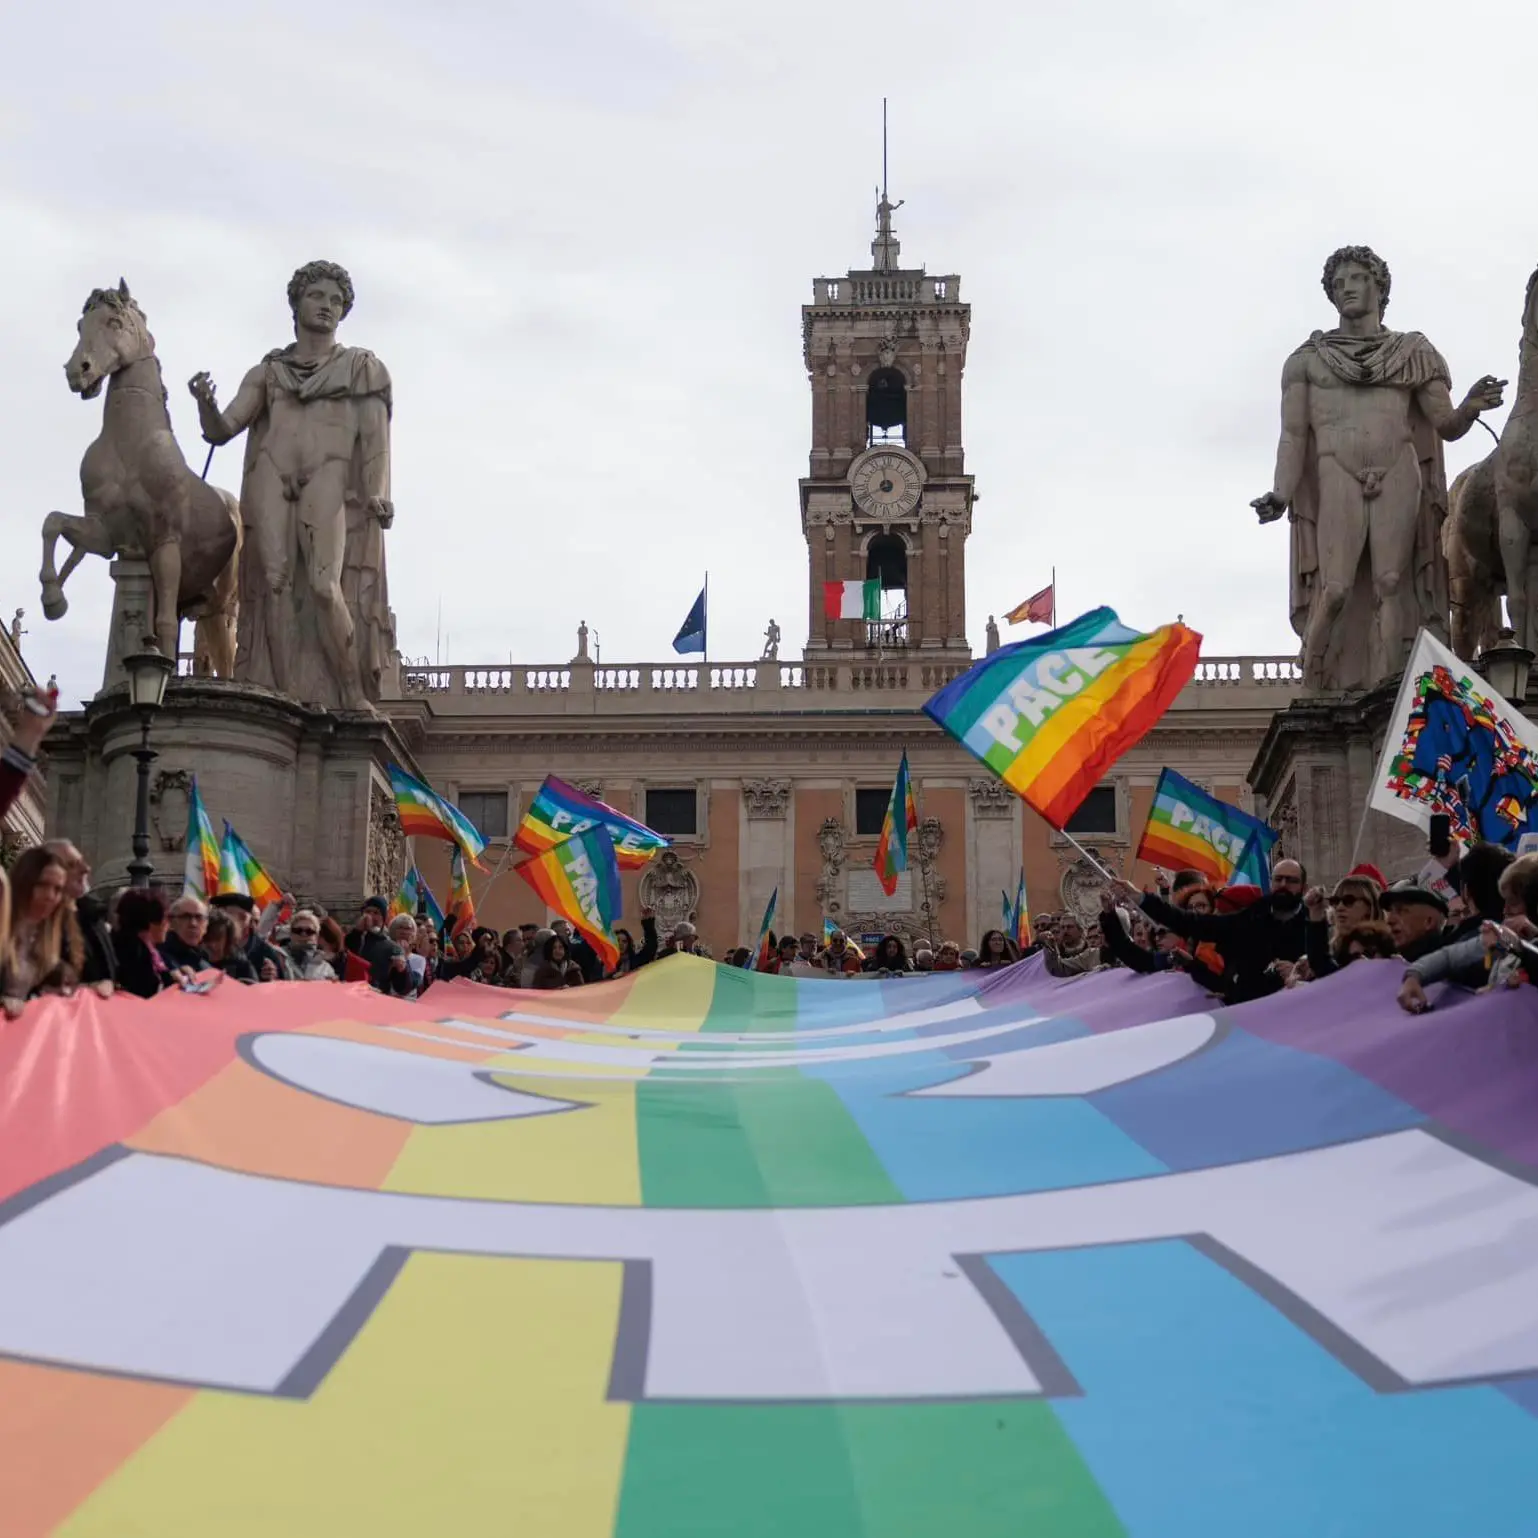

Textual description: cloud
[2,0,1534,702]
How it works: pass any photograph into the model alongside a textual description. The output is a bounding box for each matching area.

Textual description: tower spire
[871,99,903,272]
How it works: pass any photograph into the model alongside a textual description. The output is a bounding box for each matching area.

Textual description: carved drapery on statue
[1287,328,1452,692]
[235,345,396,709]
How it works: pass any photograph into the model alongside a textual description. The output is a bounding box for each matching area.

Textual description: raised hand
[1250,491,1287,524]
[188,371,218,407]
[1462,374,1507,414]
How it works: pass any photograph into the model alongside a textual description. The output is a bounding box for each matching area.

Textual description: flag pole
[1059,827,1117,882]
[703,571,709,669]
[1051,565,1057,627]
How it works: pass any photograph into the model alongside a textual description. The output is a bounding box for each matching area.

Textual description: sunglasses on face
[1328,894,1367,907]
[290,925,319,937]
[172,912,206,923]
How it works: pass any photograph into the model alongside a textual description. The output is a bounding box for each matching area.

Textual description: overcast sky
[3,0,1535,706]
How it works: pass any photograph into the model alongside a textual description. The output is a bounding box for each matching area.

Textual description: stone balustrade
[367,653,1302,717]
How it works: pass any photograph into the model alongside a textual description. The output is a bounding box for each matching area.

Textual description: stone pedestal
[46,678,423,911]
[100,557,159,695]
[1248,679,1426,884]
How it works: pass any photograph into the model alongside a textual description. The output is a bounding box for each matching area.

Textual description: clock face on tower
[850,449,922,519]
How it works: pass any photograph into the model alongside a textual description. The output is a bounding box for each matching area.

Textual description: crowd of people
[4,685,1534,1014]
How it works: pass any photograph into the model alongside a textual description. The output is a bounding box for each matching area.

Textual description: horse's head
[66,278,154,399]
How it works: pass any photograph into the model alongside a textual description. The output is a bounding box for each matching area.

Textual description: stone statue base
[1248,681,1427,885]
[46,678,421,909]
[100,557,156,695]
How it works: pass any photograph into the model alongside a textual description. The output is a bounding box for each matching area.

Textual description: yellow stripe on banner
[605,952,716,1032]
[384,1072,642,1204]
[59,1255,630,1538]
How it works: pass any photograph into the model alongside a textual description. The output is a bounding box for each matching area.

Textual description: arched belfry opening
[865,532,909,648]
[866,367,906,446]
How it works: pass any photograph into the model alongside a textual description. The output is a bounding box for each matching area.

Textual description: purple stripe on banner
[1226,959,1538,1173]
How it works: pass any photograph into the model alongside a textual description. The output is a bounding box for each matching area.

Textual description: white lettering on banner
[981,704,1022,751]
[1005,678,1061,727]
[1035,654,1084,697]
[560,845,603,929]
[550,809,574,831]
[1062,646,1118,679]
[1190,814,1212,844]
[2,1130,1534,1402]
[1170,800,1194,830]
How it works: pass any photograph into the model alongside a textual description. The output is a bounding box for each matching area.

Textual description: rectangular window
[1063,785,1117,836]
[645,787,697,837]
[855,787,891,837]
[457,790,508,841]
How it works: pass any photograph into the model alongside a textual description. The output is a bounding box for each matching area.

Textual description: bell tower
[800,181,974,661]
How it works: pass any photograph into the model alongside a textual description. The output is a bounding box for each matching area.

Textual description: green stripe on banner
[636,1072,898,1207]
[615,1401,1128,1537]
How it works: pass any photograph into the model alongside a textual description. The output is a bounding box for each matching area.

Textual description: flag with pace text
[388,762,489,866]
[514,824,624,971]
[923,607,1201,828]
[513,775,669,871]
[1137,768,1278,887]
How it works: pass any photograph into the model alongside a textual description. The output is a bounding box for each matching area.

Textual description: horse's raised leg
[40,509,114,620]
[147,540,182,661]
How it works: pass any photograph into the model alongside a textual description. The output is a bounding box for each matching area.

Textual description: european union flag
[672,584,707,655]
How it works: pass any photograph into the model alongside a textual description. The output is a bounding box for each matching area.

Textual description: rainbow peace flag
[513,775,668,871]
[746,887,777,970]
[448,846,477,937]
[1137,768,1277,887]
[390,866,447,933]
[387,762,488,866]
[217,821,282,911]
[514,824,623,972]
[1004,868,1030,950]
[923,607,1201,829]
[5,958,1538,1533]
[873,751,918,896]
[182,775,220,901]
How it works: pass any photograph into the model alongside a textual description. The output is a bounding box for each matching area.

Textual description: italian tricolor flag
[824,579,881,621]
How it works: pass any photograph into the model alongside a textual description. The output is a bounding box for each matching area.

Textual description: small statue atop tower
[872,189,904,273]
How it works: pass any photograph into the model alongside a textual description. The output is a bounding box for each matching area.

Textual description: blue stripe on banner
[1090,1025,1422,1169]
[989,1239,1538,1538]
[807,1055,1168,1201]
[1501,1378,1538,1419]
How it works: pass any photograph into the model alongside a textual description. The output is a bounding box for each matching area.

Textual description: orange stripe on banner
[0,1360,190,1538]
[129,1057,412,1187]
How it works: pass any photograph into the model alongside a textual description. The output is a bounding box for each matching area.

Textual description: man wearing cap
[1380,881,1450,964]
[209,892,293,981]
[343,897,414,995]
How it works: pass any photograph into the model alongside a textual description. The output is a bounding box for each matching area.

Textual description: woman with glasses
[283,909,338,981]
[1302,877,1381,979]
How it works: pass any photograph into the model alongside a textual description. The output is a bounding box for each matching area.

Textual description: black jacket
[161,931,211,972]
[77,894,117,986]
[112,932,170,999]
[345,927,415,994]
[1140,891,1306,1003]
[1100,914,1174,975]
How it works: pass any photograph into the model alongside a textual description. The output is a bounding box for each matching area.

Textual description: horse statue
[40,280,241,675]
[1444,262,1538,661]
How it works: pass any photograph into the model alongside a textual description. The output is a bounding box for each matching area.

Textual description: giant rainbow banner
[2,956,1536,1534]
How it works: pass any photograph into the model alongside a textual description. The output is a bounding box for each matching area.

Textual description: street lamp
[1475,627,1534,706]
[122,637,175,887]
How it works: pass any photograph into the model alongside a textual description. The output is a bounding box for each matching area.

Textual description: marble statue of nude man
[1251,247,1504,691]
[189,260,392,711]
